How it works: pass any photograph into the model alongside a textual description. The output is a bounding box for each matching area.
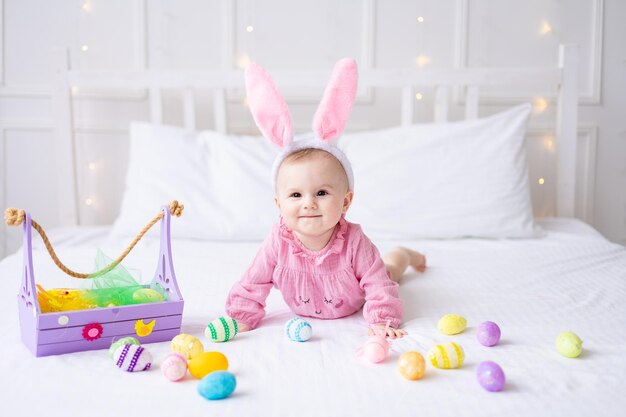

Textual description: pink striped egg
[113,344,153,372]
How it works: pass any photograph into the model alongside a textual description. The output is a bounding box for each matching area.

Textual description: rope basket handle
[4,200,184,279]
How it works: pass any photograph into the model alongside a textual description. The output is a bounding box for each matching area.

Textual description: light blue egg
[197,371,237,400]
[285,317,312,342]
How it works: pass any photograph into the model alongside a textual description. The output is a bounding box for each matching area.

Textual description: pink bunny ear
[313,58,358,142]
[245,62,293,148]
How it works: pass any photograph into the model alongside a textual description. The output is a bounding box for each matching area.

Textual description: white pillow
[111,123,279,240]
[340,103,540,239]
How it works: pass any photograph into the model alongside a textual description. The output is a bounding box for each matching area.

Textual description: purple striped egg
[113,344,153,372]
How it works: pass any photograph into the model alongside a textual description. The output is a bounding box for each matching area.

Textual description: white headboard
[52,44,579,226]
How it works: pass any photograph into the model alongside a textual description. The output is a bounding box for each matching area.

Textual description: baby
[224,59,425,338]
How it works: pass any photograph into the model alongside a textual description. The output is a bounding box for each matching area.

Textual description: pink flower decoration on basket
[82,322,103,341]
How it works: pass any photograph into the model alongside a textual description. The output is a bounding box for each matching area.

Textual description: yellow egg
[188,351,229,379]
[556,331,583,358]
[437,314,467,335]
[428,342,465,369]
[171,333,204,360]
[398,351,426,380]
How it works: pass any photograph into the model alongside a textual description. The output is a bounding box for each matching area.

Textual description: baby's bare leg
[383,247,427,282]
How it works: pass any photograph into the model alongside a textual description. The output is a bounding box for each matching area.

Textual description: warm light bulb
[71,86,80,95]
[85,198,94,206]
[543,136,555,151]
[81,45,89,52]
[415,54,431,68]
[415,93,423,101]
[246,25,254,33]
[538,178,545,185]
[88,162,97,171]
[417,16,425,23]
[82,2,92,13]
[533,97,548,113]
[540,21,552,35]
[236,54,251,69]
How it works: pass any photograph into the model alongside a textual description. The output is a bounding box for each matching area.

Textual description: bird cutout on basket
[36,249,167,313]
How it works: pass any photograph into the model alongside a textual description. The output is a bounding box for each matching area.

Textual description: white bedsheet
[1,218,625,417]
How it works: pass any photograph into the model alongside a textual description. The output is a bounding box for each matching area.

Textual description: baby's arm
[224,232,277,330]
[351,228,405,338]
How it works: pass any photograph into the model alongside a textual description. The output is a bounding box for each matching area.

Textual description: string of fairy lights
[77,2,557,209]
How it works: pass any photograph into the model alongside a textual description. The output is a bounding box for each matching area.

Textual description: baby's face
[275,154,353,247]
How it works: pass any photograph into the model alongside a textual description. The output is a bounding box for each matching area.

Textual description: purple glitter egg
[476,361,505,392]
[476,321,501,347]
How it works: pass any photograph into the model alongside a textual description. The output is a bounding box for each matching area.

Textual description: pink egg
[476,321,501,347]
[476,361,505,392]
[161,352,188,381]
[363,335,390,363]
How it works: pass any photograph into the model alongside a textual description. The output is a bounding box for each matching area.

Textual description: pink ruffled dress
[225,216,403,329]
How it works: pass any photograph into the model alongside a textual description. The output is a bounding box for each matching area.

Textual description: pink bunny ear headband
[245,58,358,190]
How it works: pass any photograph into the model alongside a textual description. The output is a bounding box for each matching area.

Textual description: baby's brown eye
[317,190,328,196]
[290,192,301,198]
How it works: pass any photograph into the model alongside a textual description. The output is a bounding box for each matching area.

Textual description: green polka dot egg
[205,317,239,343]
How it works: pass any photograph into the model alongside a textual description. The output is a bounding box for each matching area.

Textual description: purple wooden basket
[17,206,184,357]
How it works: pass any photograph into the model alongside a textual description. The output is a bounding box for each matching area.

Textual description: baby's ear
[342,190,354,213]
[313,58,358,142]
[245,62,293,148]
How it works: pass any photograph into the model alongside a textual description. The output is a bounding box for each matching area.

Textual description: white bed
[2,44,626,417]
[0,219,625,416]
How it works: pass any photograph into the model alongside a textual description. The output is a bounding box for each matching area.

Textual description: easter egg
[476,321,501,347]
[132,288,164,303]
[476,361,506,392]
[363,335,390,363]
[556,331,583,358]
[188,351,229,379]
[437,314,467,335]
[161,352,188,382]
[427,342,465,369]
[285,317,312,342]
[198,371,237,400]
[205,317,238,343]
[171,333,204,360]
[398,351,426,380]
[113,344,152,372]
[108,336,140,359]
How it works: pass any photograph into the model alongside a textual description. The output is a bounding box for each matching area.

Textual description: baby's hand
[369,324,407,339]
[237,322,250,333]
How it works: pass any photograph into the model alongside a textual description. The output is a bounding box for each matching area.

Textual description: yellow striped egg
[437,314,467,335]
[171,333,204,360]
[427,342,465,369]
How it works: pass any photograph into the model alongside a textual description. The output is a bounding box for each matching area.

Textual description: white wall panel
[463,0,603,103]
[2,127,58,255]
[147,0,226,69]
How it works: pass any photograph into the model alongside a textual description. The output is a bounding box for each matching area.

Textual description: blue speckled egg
[197,371,237,400]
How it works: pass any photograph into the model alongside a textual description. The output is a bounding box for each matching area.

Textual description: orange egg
[398,351,426,380]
